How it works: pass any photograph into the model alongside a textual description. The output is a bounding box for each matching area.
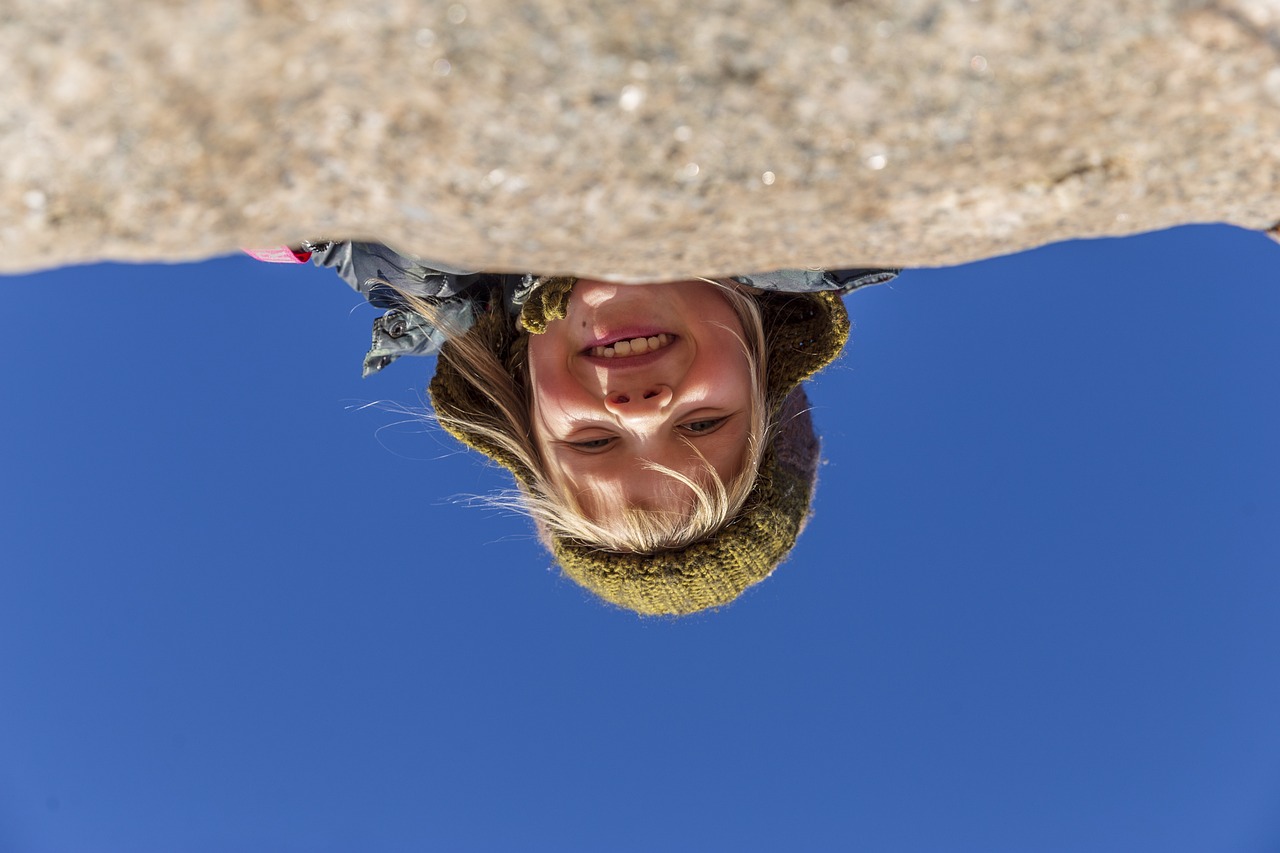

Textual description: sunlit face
[527,279,755,517]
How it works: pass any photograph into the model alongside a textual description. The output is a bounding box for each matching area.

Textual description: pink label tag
[242,246,311,264]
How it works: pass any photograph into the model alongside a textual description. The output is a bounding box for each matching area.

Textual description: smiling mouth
[588,333,674,358]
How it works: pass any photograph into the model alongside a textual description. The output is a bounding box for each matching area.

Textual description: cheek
[527,335,566,399]
[529,360,576,414]
[705,330,755,397]
[527,343,587,433]
[528,331,605,409]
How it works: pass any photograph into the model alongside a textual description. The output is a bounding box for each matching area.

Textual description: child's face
[527,280,754,515]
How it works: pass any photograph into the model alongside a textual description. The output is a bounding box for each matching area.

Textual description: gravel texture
[3,0,1279,278]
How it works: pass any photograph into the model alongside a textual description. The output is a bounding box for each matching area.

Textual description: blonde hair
[395,280,773,554]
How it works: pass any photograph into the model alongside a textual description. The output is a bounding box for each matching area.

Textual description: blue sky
[1,224,1278,852]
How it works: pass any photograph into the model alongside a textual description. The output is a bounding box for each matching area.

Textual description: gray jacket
[311,241,900,376]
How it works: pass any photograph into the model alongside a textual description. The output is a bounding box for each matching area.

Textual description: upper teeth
[592,333,672,358]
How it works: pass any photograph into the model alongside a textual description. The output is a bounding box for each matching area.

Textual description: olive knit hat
[428,280,850,615]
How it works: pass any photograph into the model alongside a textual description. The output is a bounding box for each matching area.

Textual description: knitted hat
[428,281,850,615]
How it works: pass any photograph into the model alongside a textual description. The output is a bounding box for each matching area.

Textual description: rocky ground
[3,0,1279,279]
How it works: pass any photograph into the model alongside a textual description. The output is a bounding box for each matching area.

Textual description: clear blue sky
[1,224,1278,852]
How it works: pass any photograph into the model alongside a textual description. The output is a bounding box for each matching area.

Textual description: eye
[567,435,616,451]
[679,416,729,435]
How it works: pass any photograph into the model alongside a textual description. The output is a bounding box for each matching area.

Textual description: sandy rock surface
[3,0,1279,279]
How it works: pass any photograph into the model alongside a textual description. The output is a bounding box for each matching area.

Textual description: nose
[603,384,674,419]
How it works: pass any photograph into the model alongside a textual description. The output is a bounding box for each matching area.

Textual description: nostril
[612,394,630,404]
[643,390,659,399]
